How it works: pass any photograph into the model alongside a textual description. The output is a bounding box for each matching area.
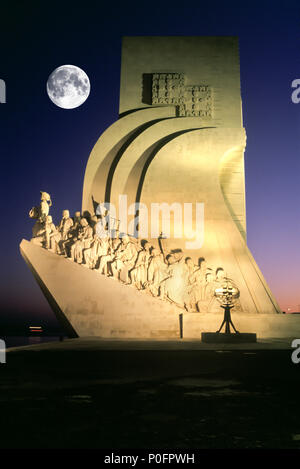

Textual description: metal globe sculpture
[214,281,240,307]
[202,279,256,343]
[214,280,240,334]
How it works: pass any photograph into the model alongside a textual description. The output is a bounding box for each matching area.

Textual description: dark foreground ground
[1,338,300,449]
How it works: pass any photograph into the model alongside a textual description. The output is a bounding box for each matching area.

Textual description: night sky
[0,0,299,330]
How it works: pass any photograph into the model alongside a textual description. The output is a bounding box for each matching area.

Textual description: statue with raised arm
[39,191,52,222]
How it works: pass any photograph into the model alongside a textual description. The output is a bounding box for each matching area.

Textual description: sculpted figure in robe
[27,192,241,314]
[147,248,168,298]
[30,215,45,245]
[199,270,217,312]
[72,211,82,231]
[49,210,74,254]
[84,232,110,269]
[44,215,58,249]
[31,222,46,247]
[83,233,99,268]
[96,235,110,261]
[184,257,199,311]
[96,231,121,276]
[82,217,110,268]
[39,191,52,222]
[130,241,152,290]
[88,215,100,233]
[163,250,188,307]
[70,218,93,264]
[29,192,52,239]
[111,235,138,284]
[31,215,56,249]
[214,268,226,286]
[61,211,81,257]
[186,259,208,311]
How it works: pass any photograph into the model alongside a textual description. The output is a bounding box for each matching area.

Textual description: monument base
[201,332,257,343]
[20,240,300,340]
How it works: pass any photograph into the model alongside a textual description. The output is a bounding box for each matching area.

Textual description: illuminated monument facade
[21,37,284,339]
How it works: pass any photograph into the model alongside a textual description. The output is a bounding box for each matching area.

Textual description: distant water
[3,336,66,348]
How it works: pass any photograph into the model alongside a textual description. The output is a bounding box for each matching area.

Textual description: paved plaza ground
[1,338,300,449]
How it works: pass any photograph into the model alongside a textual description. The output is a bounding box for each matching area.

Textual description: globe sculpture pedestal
[217,304,239,334]
[201,282,257,343]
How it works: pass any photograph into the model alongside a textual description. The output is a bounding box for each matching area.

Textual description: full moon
[47,65,90,109]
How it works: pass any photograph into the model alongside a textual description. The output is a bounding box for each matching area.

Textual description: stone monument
[20,37,287,340]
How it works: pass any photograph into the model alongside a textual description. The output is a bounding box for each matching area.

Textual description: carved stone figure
[83,234,99,268]
[215,267,225,285]
[60,210,74,239]
[111,235,138,283]
[27,194,240,313]
[31,222,46,247]
[163,252,188,307]
[84,233,110,269]
[40,191,52,222]
[29,206,40,220]
[44,215,58,250]
[186,259,208,309]
[130,241,152,290]
[147,248,168,297]
[31,208,45,242]
[96,230,120,276]
[110,231,121,252]
[95,218,108,239]
[200,271,217,312]
[73,211,82,229]
[184,257,198,311]
[70,218,93,264]
[90,215,98,232]
[31,215,56,249]
[96,243,114,276]
[49,210,74,254]
[61,211,81,257]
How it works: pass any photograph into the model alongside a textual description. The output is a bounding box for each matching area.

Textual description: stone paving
[1,338,300,448]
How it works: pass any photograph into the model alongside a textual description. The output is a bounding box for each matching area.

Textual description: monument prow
[21,239,297,340]
[20,239,181,338]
